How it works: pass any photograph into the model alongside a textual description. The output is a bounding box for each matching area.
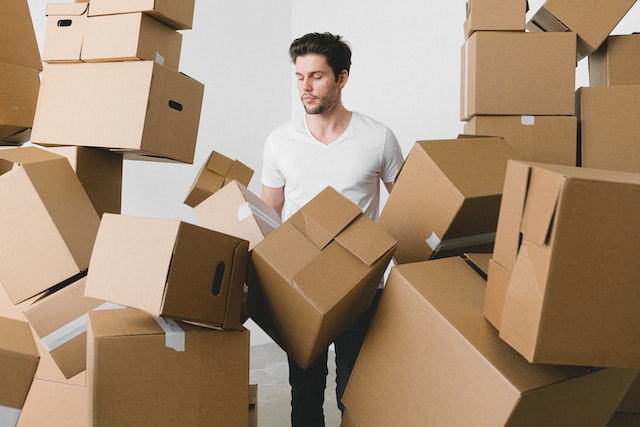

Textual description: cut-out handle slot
[211,262,225,296]
[168,100,183,111]
[57,19,73,27]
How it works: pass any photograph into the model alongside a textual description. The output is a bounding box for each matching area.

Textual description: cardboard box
[463,0,527,38]
[492,160,640,368]
[607,412,640,427]
[590,34,640,86]
[617,373,640,412]
[0,317,39,426]
[87,0,195,30]
[0,147,100,304]
[577,85,640,173]
[343,257,639,426]
[42,3,88,63]
[378,137,521,264]
[17,379,86,427]
[461,31,576,120]
[85,213,250,330]
[185,151,254,208]
[340,410,359,427]
[463,252,492,279]
[248,186,397,369]
[527,0,637,60]
[87,308,249,427]
[194,180,281,250]
[31,61,204,164]
[464,115,577,166]
[0,62,40,144]
[23,276,112,379]
[0,0,42,70]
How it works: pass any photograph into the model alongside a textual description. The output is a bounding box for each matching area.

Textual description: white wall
[25,0,640,346]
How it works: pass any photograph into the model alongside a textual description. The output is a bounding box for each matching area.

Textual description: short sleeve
[261,134,285,189]
[380,127,404,184]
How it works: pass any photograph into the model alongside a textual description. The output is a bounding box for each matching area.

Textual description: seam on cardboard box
[0,405,20,426]
[153,316,185,352]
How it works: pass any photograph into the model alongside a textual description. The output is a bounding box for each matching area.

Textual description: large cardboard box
[577,85,640,173]
[85,213,250,330]
[490,160,640,368]
[343,257,638,427]
[0,317,40,427]
[194,180,281,251]
[0,0,42,71]
[87,308,249,427]
[31,61,204,164]
[87,0,195,30]
[248,186,397,369]
[42,3,88,63]
[0,147,100,304]
[378,137,521,264]
[185,151,254,208]
[589,34,640,86]
[0,62,40,144]
[527,0,637,60]
[463,0,527,38]
[461,31,576,120]
[607,412,640,427]
[18,379,86,427]
[464,115,577,166]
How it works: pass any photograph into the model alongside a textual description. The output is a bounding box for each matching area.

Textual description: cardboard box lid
[87,0,195,30]
[0,0,42,70]
[46,2,89,15]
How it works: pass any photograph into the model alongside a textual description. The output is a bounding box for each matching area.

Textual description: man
[261,32,404,426]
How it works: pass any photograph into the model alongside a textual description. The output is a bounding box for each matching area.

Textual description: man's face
[295,54,341,115]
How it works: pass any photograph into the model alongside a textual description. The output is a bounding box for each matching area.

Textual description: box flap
[205,151,234,175]
[0,0,42,70]
[520,165,566,246]
[0,146,65,166]
[46,2,89,16]
[334,214,397,266]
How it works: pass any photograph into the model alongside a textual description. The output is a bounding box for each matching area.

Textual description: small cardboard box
[185,151,254,208]
[85,213,250,330]
[461,31,576,120]
[23,276,111,379]
[0,317,40,426]
[0,61,40,144]
[343,257,638,426]
[194,180,281,250]
[464,115,577,166]
[248,186,397,369]
[87,0,195,30]
[87,308,249,427]
[463,0,527,38]
[17,379,86,427]
[378,136,521,264]
[42,3,88,63]
[0,147,100,304]
[577,85,640,174]
[589,34,640,86]
[527,0,637,60]
[492,160,640,368]
[0,0,42,71]
[31,61,204,164]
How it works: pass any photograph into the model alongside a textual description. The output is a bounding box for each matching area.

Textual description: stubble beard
[302,86,339,115]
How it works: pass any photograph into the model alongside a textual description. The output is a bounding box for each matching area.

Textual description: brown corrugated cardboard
[463,0,527,38]
[461,31,576,120]
[464,115,577,166]
[340,409,360,427]
[617,373,640,412]
[589,34,640,86]
[463,252,492,279]
[248,186,397,369]
[87,308,249,427]
[87,0,195,30]
[607,412,640,427]
[0,0,42,70]
[378,137,521,264]
[493,160,640,368]
[0,62,40,144]
[85,213,250,330]
[577,85,640,173]
[31,61,204,164]
[343,257,639,426]
[0,316,39,425]
[0,147,100,304]
[42,3,88,63]
[17,379,85,427]
[185,151,254,207]
[194,180,281,250]
[527,0,637,60]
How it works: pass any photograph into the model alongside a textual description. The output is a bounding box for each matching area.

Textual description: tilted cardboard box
[378,136,521,264]
[17,379,86,427]
[589,34,640,86]
[87,0,195,30]
[0,147,100,304]
[343,257,638,427]
[0,0,42,71]
[85,214,250,330]
[463,0,527,39]
[0,62,41,144]
[87,308,249,427]
[248,186,397,369]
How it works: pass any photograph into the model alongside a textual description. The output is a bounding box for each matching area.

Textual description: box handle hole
[57,19,73,27]
[211,262,225,296]
[168,100,183,111]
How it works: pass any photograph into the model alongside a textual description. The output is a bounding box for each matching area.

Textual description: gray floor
[250,342,342,427]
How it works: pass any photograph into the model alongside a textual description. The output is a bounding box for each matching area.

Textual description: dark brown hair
[289,32,351,81]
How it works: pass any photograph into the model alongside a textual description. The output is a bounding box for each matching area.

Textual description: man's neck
[306,105,352,145]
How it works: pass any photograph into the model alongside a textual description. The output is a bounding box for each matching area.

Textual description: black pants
[288,290,382,427]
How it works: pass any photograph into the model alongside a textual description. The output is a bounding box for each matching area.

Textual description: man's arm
[262,184,285,219]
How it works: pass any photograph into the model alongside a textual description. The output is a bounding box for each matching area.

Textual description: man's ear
[338,70,349,88]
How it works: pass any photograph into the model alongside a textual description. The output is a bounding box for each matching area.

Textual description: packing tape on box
[40,302,127,352]
[521,115,535,125]
[426,231,496,253]
[153,316,185,352]
[0,405,20,427]
[238,202,280,230]
[155,51,165,65]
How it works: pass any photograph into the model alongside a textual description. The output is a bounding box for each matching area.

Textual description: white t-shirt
[262,111,404,221]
